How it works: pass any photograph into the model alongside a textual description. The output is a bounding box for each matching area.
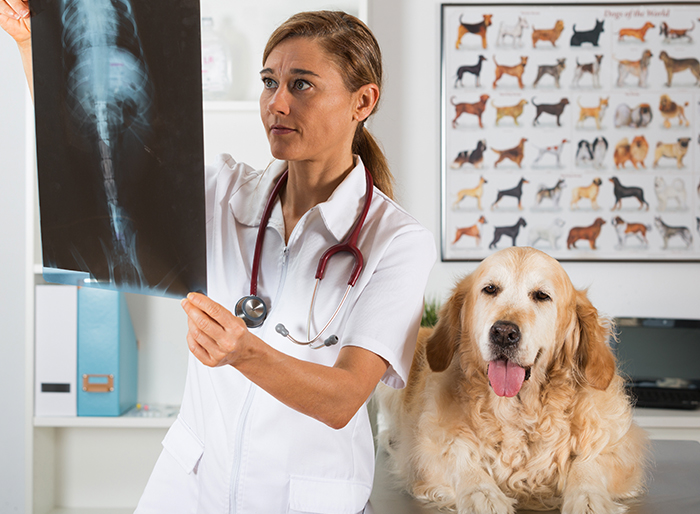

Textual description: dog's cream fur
[376,247,649,514]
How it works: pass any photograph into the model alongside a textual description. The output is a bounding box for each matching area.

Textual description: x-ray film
[30,0,206,298]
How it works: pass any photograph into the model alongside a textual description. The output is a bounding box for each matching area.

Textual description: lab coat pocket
[288,475,371,514]
[162,416,204,474]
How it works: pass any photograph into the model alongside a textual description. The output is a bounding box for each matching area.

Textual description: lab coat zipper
[229,384,256,514]
[230,245,290,513]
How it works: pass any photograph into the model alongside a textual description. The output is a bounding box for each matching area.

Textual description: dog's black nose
[490,321,520,348]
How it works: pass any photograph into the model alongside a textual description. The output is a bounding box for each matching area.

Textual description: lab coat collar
[229,157,370,243]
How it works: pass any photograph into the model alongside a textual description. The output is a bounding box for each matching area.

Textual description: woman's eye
[293,79,311,91]
[262,77,277,89]
[482,284,499,296]
[532,290,551,302]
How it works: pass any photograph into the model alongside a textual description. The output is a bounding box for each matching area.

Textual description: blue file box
[77,288,138,416]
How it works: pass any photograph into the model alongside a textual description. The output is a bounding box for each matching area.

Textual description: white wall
[369,0,700,319]
[0,35,28,513]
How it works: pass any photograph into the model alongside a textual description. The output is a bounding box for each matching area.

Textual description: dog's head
[554,20,565,33]
[426,247,615,398]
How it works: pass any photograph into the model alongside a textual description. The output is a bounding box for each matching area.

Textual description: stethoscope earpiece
[235,295,268,328]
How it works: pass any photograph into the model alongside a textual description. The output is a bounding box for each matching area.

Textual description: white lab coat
[135,156,436,513]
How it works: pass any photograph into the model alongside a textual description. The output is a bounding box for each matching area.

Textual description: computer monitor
[612,318,700,388]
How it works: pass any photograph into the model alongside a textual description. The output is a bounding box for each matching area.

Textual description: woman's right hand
[0,0,31,46]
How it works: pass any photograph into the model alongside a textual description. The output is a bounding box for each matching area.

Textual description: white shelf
[634,407,700,429]
[203,100,259,112]
[34,415,176,429]
[48,509,133,514]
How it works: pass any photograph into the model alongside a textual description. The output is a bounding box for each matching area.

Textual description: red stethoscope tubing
[249,166,373,300]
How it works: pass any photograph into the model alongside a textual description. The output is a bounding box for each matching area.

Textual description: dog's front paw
[562,491,627,514]
[457,484,517,514]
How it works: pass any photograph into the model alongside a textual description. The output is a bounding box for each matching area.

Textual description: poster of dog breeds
[442,3,699,262]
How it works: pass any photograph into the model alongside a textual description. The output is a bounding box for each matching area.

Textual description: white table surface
[368,439,700,514]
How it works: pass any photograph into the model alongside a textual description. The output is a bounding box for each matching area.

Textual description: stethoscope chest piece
[235,295,268,328]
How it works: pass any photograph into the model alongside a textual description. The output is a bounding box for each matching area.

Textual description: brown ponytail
[263,11,395,200]
[353,125,394,200]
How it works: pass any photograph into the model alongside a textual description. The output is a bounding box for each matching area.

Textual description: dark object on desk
[613,318,700,410]
[628,385,700,410]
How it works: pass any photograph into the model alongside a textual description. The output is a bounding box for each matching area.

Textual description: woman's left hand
[181,293,252,368]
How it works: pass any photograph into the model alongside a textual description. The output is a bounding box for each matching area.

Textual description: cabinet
[23,1,366,512]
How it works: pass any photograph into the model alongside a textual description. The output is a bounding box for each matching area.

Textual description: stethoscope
[235,167,373,349]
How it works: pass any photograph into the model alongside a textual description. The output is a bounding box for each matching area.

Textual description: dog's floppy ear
[574,289,615,390]
[426,280,469,372]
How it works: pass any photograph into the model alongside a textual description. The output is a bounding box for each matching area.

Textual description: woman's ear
[353,83,380,123]
[575,289,615,390]
[426,278,469,372]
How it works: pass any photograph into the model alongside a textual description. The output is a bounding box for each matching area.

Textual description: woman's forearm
[232,339,388,429]
[18,37,32,98]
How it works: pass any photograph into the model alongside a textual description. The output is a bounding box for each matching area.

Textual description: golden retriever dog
[376,247,649,514]
[570,177,603,210]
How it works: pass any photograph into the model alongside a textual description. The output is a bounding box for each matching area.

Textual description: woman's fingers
[3,0,29,19]
[0,0,31,43]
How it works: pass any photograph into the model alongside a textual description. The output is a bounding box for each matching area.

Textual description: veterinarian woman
[1,3,436,512]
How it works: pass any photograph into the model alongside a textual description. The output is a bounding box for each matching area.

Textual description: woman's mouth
[270,125,295,135]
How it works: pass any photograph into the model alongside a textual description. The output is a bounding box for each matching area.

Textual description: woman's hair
[263,11,394,199]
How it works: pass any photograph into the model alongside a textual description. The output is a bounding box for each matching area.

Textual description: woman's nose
[267,87,290,115]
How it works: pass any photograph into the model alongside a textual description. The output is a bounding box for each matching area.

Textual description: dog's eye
[482,284,499,296]
[531,290,551,302]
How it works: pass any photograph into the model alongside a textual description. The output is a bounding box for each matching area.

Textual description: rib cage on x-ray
[60,0,154,287]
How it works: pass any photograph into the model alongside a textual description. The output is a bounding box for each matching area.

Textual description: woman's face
[260,37,366,166]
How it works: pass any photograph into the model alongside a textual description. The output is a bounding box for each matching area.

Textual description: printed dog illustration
[613,136,649,170]
[497,16,529,47]
[491,138,527,168]
[533,58,566,88]
[615,49,653,87]
[492,177,529,210]
[455,55,488,87]
[452,215,487,245]
[658,50,700,86]
[570,177,603,210]
[572,55,604,88]
[654,176,687,212]
[653,137,691,168]
[451,95,489,129]
[528,218,566,249]
[532,139,568,167]
[612,216,651,247]
[493,56,528,89]
[532,19,565,47]
[610,176,649,211]
[451,140,487,169]
[618,22,655,42]
[453,176,488,210]
[570,19,605,47]
[660,21,694,43]
[535,178,566,207]
[575,137,608,168]
[567,217,606,249]
[655,216,693,249]
[577,97,609,129]
[492,99,528,126]
[659,94,690,128]
[456,14,493,49]
[489,217,527,248]
[532,97,569,126]
[614,103,652,128]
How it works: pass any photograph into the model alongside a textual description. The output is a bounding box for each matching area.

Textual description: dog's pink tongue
[488,359,526,397]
